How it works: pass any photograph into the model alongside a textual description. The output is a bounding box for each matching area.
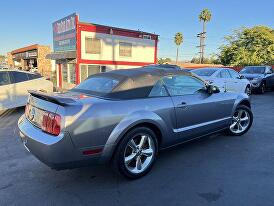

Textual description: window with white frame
[68,64,76,84]
[61,64,68,83]
[85,37,101,54]
[80,65,101,82]
[119,42,132,57]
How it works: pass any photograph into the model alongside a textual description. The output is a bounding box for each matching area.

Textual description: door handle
[177,102,187,108]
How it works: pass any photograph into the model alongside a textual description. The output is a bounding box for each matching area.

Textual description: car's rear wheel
[245,85,251,96]
[227,105,253,136]
[112,127,158,179]
[259,83,265,94]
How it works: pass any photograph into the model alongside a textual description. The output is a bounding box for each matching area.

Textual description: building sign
[13,50,37,59]
[53,13,77,52]
[27,51,37,58]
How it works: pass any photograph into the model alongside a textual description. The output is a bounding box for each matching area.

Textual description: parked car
[0,64,9,70]
[18,66,253,179]
[191,68,251,95]
[0,70,53,110]
[239,66,274,94]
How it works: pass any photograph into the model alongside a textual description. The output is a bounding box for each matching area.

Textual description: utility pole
[196,32,206,63]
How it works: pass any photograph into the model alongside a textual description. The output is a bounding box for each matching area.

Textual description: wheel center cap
[137,149,142,156]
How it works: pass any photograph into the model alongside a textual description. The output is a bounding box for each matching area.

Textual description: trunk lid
[26,92,62,129]
[26,90,80,129]
[25,90,105,129]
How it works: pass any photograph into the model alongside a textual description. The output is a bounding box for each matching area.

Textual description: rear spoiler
[28,90,77,106]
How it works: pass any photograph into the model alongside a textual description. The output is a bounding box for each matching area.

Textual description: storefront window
[62,64,68,83]
[80,64,101,82]
[80,65,88,82]
[88,65,100,76]
[68,64,76,84]
[60,63,77,89]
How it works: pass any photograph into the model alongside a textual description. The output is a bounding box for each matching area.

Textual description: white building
[47,13,159,89]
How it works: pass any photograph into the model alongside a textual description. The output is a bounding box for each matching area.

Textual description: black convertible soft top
[72,66,195,99]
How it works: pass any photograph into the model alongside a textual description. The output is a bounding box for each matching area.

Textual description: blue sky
[0,0,273,60]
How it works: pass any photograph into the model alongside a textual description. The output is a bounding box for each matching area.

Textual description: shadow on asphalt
[0,107,24,132]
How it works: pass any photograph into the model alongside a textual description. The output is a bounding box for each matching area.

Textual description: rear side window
[149,80,168,97]
[10,71,29,83]
[73,76,120,94]
[192,69,217,77]
[0,72,11,86]
[220,70,231,78]
[27,73,42,80]
[228,69,240,79]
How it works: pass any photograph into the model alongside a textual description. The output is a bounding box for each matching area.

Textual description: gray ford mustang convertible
[18,66,253,179]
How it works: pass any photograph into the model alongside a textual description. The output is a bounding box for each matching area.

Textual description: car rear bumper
[18,115,114,170]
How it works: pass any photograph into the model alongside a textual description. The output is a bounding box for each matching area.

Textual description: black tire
[226,105,253,136]
[259,83,265,94]
[112,127,158,179]
[245,85,251,96]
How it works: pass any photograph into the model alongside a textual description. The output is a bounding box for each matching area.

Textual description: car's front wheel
[227,105,253,136]
[112,127,158,179]
[245,85,251,96]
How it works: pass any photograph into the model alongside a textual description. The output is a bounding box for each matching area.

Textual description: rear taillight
[41,111,61,136]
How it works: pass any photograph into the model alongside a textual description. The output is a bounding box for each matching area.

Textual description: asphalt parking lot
[0,92,274,206]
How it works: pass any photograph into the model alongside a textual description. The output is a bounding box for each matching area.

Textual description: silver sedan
[18,66,253,179]
[191,68,251,95]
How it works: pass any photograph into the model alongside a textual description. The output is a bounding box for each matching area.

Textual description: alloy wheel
[245,86,251,96]
[229,109,250,134]
[124,134,155,174]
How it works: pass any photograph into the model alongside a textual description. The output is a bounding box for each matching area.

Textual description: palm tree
[174,32,184,64]
[199,9,212,63]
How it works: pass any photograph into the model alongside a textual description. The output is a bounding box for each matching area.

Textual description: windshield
[240,67,265,74]
[191,69,217,76]
[72,76,120,94]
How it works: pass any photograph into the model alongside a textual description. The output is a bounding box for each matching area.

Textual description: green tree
[191,55,220,64]
[219,26,274,66]
[199,9,212,63]
[190,57,200,64]
[174,32,184,64]
[158,57,172,64]
[0,55,5,62]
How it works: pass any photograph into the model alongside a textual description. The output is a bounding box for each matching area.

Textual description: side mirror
[207,85,220,94]
[238,74,245,79]
[266,71,272,75]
